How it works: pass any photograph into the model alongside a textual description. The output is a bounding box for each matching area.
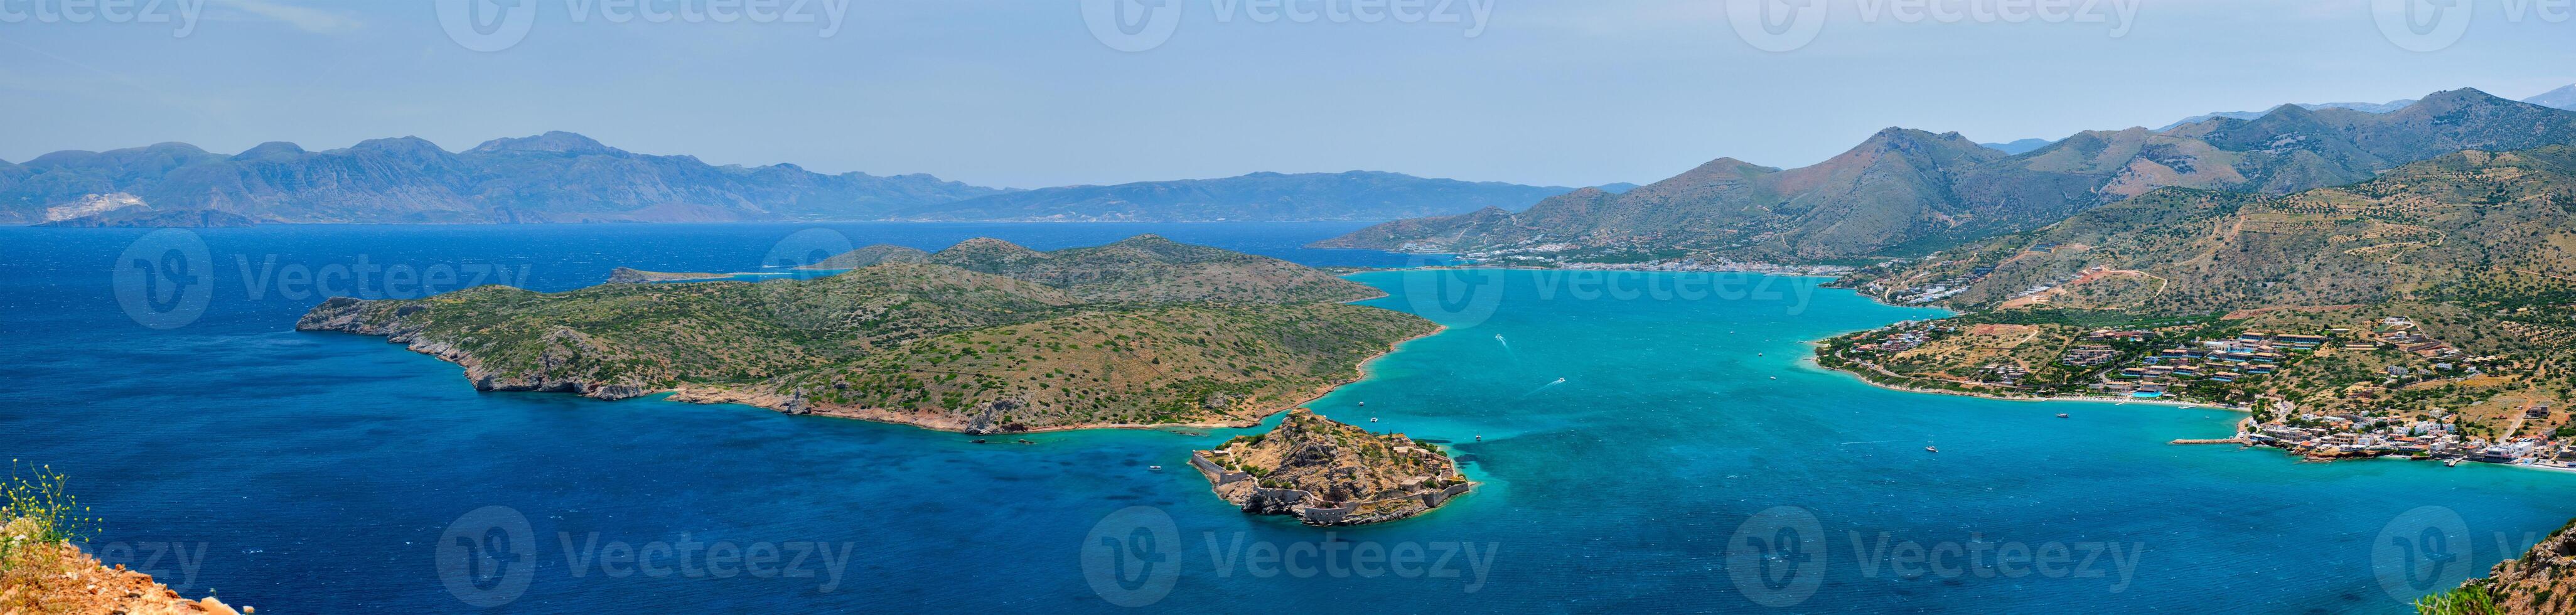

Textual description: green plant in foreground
[1,459,96,571]
[2415,584,2499,615]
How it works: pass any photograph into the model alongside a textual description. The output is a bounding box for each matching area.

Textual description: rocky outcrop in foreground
[2448,518,2576,614]
[1192,409,1473,527]
[1,518,245,614]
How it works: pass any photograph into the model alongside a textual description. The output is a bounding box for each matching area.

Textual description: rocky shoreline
[298,297,664,400]
[1807,351,2229,411]
[299,296,1445,436]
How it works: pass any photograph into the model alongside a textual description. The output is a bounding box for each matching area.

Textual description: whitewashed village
[1818,313,2576,472]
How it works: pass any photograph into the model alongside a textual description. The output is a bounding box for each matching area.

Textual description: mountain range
[2155,99,2418,131]
[19,85,2575,232]
[2530,84,2576,111]
[0,132,1576,226]
[1849,144,2576,318]
[0,132,1006,226]
[1318,88,2576,263]
[1979,139,2055,155]
[888,171,1585,222]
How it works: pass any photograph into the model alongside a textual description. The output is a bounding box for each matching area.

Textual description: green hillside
[1847,146,2576,315]
[298,237,1436,433]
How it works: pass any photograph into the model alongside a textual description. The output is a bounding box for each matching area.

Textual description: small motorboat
[1370,417,1379,423]
[970,439,988,444]
[1926,446,1940,453]
[1148,466,1163,471]
[1358,401,1366,407]
[2057,414,2070,419]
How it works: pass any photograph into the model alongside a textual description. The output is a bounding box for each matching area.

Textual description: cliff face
[1192,409,1473,526]
[2464,519,2576,614]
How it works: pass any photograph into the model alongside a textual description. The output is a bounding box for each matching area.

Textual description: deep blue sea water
[4,222,2574,613]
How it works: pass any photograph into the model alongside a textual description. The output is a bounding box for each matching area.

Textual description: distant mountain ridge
[1319,88,2576,262]
[2529,84,2576,111]
[2,133,1583,226]
[1978,139,2054,155]
[3,132,1010,226]
[891,171,1584,222]
[2155,99,2417,131]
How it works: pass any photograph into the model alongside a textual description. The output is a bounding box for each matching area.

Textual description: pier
[2170,437,2250,445]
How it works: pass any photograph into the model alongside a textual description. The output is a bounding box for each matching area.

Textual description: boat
[1148,466,1163,471]
[2057,414,2069,419]
[1926,446,1940,453]
[2447,458,2461,468]
[969,439,987,444]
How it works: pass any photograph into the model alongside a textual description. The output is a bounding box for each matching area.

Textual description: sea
[3,222,2572,613]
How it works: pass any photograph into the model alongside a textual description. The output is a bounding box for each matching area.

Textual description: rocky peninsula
[1190,409,1474,527]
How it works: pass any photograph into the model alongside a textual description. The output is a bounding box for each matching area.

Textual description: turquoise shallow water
[4,224,2573,612]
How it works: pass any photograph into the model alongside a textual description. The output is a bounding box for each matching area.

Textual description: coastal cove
[8,224,2576,612]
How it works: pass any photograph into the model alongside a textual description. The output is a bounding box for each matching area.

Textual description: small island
[1189,409,1474,527]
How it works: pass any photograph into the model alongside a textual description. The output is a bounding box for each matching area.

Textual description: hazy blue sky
[3,1,2572,188]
